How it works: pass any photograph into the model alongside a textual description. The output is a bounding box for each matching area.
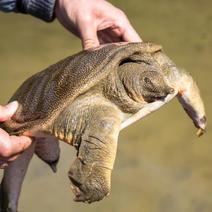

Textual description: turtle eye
[144,77,151,84]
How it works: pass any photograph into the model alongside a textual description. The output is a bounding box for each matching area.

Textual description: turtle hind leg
[34,136,60,173]
[0,143,35,212]
[68,104,122,203]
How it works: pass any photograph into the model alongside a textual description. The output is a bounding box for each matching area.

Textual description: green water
[0,0,211,211]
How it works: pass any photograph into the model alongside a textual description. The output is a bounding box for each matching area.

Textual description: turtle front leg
[0,143,35,212]
[68,105,122,203]
[154,51,206,136]
[175,71,206,136]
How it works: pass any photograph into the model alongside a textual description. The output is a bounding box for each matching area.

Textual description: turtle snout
[159,86,175,100]
[161,85,174,96]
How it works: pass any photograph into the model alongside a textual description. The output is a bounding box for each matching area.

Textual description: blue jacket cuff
[17,0,56,22]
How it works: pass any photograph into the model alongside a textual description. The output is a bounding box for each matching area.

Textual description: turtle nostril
[200,116,207,124]
[168,87,175,94]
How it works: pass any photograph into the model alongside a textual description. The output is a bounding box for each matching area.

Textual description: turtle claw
[197,128,206,137]
[195,116,206,137]
[49,162,58,173]
[68,158,111,204]
[72,186,87,203]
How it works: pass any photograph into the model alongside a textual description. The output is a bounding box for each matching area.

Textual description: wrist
[16,0,56,22]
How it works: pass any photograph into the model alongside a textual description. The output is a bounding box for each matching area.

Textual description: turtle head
[119,64,174,104]
[139,71,174,103]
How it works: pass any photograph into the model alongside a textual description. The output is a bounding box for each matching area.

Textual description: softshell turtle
[0,42,206,211]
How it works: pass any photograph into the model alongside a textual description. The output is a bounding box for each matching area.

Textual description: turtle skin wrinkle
[0,42,206,211]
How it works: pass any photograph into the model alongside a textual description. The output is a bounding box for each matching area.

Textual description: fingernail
[23,137,33,147]
[0,163,8,169]
[82,40,99,50]
[6,101,19,114]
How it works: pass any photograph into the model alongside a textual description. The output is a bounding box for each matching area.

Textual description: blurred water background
[0,0,211,211]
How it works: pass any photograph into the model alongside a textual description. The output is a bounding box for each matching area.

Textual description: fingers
[0,101,29,168]
[96,2,142,43]
[9,135,32,155]
[0,155,20,169]
[0,129,32,158]
[0,101,18,122]
[94,13,142,45]
[78,18,100,50]
[0,162,8,169]
[97,28,122,44]
[55,0,142,49]
[121,24,142,42]
[111,12,142,42]
[0,101,31,168]
[0,128,32,168]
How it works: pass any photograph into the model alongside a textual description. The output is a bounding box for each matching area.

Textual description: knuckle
[0,106,6,121]
[77,13,93,24]
[116,8,126,18]
[114,9,129,27]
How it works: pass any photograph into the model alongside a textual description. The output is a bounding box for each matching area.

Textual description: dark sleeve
[0,0,56,22]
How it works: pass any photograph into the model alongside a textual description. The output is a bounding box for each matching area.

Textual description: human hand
[55,0,142,49]
[0,101,32,168]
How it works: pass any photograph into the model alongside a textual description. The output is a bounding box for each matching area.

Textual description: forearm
[0,0,56,22]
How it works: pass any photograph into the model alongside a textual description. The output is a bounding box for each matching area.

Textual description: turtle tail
[34,137,60,173]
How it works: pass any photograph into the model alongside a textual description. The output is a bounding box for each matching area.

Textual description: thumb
[79,21,99,50]
[0,101,18,122]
